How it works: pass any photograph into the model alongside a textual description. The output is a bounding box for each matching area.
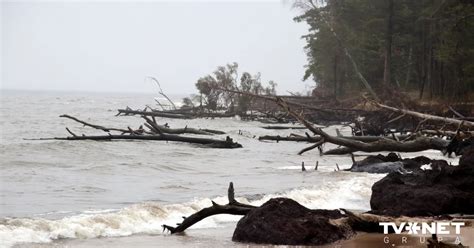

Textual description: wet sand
[14,223,474,248]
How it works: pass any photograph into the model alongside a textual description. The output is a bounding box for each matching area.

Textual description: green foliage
[295,0,474,100]
[194,63,277,112]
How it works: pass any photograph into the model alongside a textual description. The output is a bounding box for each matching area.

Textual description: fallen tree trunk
[117,109,192,119]
[258,134,412,143]
[151,124,224,135]
[118,108,236,119]
[163,182,256,233]
[258,135,318,142]
[376,102,474,128]
[421,129,474,137]
[42,134,242,148]
[261,126,306,130]
[317,131,449,154]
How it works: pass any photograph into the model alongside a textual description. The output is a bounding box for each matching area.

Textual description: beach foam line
[0,175,383,248]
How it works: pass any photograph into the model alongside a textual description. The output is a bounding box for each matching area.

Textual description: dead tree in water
[34,115,241,149]
[275,98,450,155]
[221,89,457,155]
[148,77,177,110]
[163,182,256,233]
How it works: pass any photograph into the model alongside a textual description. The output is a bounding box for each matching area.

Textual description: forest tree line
[294,0,474,101]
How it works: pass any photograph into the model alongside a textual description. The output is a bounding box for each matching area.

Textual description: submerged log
[117,109,191,119]
[261,126,306,130]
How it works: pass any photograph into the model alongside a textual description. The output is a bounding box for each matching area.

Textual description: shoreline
[14,222,474,248]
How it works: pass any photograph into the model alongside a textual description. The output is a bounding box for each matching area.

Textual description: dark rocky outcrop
[370,148,474,216]
[232,198,354,245]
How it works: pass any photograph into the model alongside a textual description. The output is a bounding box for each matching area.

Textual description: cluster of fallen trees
[34,114,241,149]
[245,90,474,156]
[38,84,473,154]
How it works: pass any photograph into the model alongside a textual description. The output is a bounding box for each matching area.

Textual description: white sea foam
[0,175,382,248]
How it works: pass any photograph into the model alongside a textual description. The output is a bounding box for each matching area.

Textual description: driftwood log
[117,108,191,119]
[261,126,307,130]
[162,182,256,234]
[117,108,236,119]
[258,134,411,143]
[45,134,241,148]
[376,102,474,128]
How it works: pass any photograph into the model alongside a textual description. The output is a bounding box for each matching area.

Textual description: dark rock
[370,152,474,216]
[459,146,474,167]
[349,153,442,173]
[232,198,354,245]
[349,153,401,173]
[446,136,474,157]
[350,161,405,173]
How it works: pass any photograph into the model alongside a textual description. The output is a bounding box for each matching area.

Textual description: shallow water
[0,90,459,247]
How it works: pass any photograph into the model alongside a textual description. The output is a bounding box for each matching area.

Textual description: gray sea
[0,90,457,247]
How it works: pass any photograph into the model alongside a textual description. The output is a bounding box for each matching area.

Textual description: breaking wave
[0,174,382,248]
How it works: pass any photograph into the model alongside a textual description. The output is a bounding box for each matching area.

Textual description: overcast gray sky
[1,0,311,94]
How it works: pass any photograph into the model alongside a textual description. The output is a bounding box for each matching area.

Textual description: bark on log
[162,182,256,234]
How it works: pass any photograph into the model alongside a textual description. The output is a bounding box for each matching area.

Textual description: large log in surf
[162,182,256,234]
[117,108,192,119]
[258,134,412,143]
[48,134,242,148]
[118,108,237,119]
[261,126,307,130]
